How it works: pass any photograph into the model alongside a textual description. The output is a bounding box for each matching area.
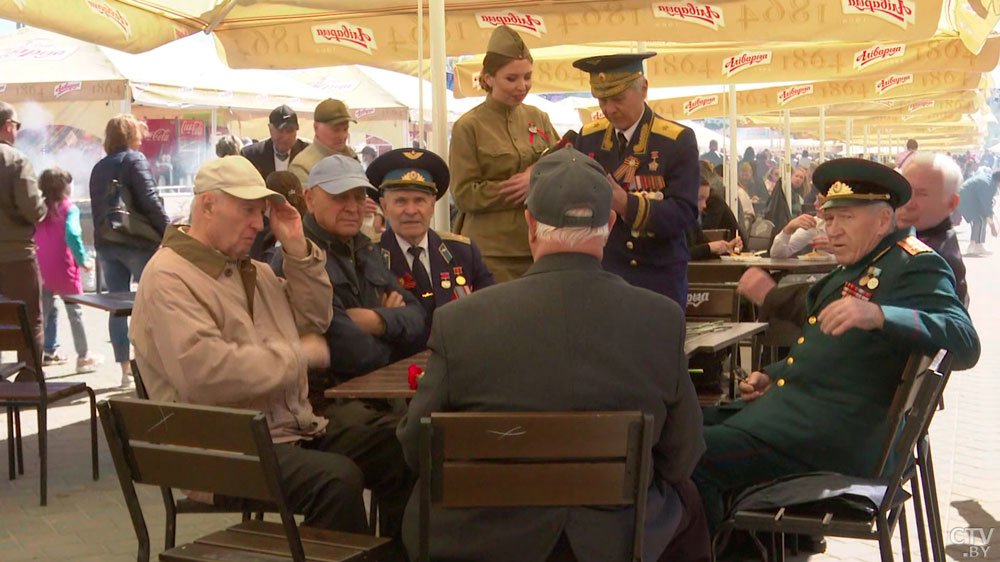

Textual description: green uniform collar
[484,95,517,116]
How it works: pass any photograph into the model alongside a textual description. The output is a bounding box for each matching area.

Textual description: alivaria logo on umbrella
[53,82,82,98]
[0,85,6,94]
[311,23,378,55]
[687,292,709,308]
[842,0,915,29]
[475,11,547,38]
[722,51,771,77]
[908,100,935,113]
[1,40,76,61]
[86,0,133,39]
[591,109,606,121]
[354,108,376,119]
[652,2,725,31]
[875,73,913,95]
[777,85,814,106]
[853,44,905,70]
[683,95,719,116]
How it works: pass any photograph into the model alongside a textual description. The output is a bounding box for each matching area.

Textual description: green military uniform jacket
[725,228,979,476]
[448,96,558,258]
[288,140,357,187]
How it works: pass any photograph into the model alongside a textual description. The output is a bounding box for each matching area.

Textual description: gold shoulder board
[651,117,685,140]
[437,231,471,244]
[896,235,933,256]
[581,118,611,136]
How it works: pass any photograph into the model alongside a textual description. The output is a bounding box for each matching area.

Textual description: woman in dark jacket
[89,114,169,386]
[688,161,743,260]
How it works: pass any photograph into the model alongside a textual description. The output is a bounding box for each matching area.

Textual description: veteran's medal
[454,266,467,286]
[648,150,660,172]
[866,278,879,290]
[440,272,451,289]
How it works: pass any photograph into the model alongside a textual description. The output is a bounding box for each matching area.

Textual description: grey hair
[0,101,14,124]
[215,135,242,158]
[902,152,962,198]
[535,208,609,245]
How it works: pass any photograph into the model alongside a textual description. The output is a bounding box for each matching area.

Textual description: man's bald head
[897,152,961,231]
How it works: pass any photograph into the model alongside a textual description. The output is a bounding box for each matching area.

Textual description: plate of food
[797,251,835,261]
[720,251,766,262]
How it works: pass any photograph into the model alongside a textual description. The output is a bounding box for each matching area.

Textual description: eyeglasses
[7,119,20,131]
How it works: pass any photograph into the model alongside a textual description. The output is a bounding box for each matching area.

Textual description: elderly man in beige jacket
[130,156,412,547]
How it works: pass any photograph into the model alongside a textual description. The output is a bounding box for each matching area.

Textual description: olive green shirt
[449,96,558,257]
[289,140,357,187]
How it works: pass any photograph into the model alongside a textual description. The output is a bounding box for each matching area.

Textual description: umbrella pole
[846,117,853,158]
[818,105,825,165]
[417,0,425,148]
[430,0,450,232]
[784,109,791,210]
[728,84,738,216]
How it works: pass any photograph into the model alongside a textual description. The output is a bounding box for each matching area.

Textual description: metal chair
[713,350,952,562]
[0,298,98,505]
[99,397,391,562]
[686,284,743,399]
[418,411,653,562]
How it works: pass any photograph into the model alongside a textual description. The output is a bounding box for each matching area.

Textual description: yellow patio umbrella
[453,33,1000,96]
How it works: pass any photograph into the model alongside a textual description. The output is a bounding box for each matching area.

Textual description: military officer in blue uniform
[692,159,981,533]
[369,148,495,350]
[572,53,700,306]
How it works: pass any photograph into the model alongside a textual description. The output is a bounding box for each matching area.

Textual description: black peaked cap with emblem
[813,158,911,210]
[366,147,450,200]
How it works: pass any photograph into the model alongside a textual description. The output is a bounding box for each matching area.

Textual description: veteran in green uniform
[448,25,558,282]
[692,159,980,532]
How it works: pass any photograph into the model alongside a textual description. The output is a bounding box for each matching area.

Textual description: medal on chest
[613,156,641,186]
[439,272,452,289]
[648,151,660,172]
[527,122,549,146]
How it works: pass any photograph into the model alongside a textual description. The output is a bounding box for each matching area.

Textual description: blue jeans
[96,243,155,363]
[42,290,88,356]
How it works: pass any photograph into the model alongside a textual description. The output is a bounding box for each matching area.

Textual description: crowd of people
[0,22,991,562]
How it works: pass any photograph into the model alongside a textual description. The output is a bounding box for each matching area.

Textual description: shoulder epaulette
[897,235,933,256]
[438,231,471,244]
[650,117,685,140]
[581,118,611,136]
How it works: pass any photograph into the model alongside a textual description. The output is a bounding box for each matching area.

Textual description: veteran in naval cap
[571,52,700,307]
[695,158,980,534]
[447,25,559,283]
[371,148,495,350]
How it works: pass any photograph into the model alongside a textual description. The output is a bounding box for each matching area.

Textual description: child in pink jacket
[34,167,102,373]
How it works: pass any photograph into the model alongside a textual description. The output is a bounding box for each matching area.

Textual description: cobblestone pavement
[2,239,998,561]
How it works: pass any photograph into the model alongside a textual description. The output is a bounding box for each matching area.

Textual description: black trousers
[217,421,413,540]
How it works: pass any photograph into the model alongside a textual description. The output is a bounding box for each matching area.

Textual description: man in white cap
[131,156,411,547]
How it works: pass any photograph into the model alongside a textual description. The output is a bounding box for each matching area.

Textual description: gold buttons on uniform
[808,316,817,325]
[629,259,638,266]
[776,378,786,387]
[797,337,805,344]
[786,357,794,365]
[626,241,634,250]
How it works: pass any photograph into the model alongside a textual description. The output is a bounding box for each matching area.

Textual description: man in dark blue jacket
[369,148,494,351]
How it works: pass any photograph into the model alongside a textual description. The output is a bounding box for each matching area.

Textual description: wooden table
[326,322,768,406]
[62,292,136,317]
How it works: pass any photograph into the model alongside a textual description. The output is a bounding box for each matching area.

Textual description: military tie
[275,151,289,161]
[617,131,628,159]
[407,246,435,314]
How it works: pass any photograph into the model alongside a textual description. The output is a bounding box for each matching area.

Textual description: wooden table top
[326,322,767,405]
[62,292,136,317]
[690,257,838,273]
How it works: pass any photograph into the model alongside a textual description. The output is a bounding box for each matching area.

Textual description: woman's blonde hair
[103,114,147,154]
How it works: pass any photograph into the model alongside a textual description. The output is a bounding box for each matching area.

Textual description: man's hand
[498,168,532,204]
[783,214,818,235]
[737,267,776,306]
[808,234,833,253]
[345,308,386,336]
[708,235,743,256]
[606,174,629,218]
[270,201,308,258]
[381,291,405,308]
[817,296,885,336]
[364,197,380,216]
[299,333,330,369]
[739,371,771,402]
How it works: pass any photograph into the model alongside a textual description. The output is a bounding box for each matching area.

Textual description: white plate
[720,255,763,262]
[797,253,835,261]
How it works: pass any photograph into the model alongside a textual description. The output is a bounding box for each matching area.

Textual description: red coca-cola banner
[179,119,205,141]
[141,118,175,162]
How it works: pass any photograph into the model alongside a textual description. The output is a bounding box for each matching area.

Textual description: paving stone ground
[2,232,998,561]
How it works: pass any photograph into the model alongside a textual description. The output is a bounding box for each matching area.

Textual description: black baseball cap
[527,147,612,228]
[269,104,298,131]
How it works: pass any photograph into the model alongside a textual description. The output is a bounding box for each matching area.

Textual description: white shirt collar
[616,118,642,144]
[395,232,430,271]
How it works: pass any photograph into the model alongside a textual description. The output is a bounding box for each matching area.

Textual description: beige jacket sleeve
[276,240,334,334]
[146,270,305,405]
[448,117,514,215]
